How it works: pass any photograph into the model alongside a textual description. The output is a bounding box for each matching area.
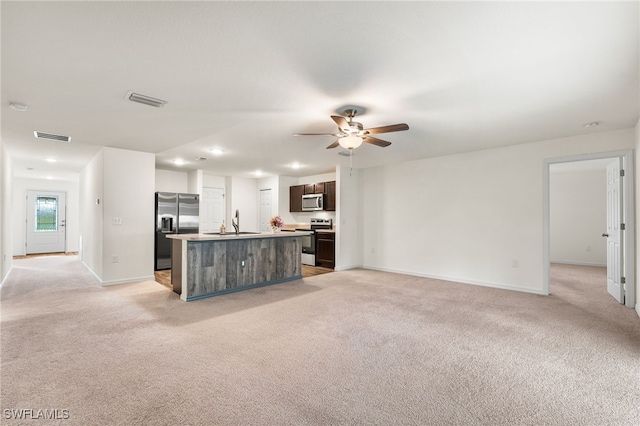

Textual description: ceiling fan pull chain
[350,149,353,176]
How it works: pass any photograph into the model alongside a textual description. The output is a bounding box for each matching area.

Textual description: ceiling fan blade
[326,140,340,149]
[363,136,392,147]
[293,132,343,137]
[364,123,409,135]
[331,115,351,132]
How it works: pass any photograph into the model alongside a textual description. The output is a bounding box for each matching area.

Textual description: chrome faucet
[232,209,239,234]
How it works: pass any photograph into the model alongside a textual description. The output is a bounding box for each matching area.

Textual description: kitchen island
[166,231,309,301]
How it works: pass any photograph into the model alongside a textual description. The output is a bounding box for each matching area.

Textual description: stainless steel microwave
[302,193,324,211]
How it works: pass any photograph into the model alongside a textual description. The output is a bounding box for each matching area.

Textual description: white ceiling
[2,1,638,181]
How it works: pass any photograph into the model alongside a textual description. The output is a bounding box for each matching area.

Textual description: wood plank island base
[167,231,310,301]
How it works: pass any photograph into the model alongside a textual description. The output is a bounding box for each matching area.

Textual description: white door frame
[25,190,67,254]
[543,149,635,308]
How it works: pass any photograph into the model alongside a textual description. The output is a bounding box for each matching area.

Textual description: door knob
[602,233,609,237]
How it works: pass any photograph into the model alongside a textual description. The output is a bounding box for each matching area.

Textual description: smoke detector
[9,102,28,112]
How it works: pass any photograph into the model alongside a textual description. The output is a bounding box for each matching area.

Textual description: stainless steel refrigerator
[154,192,199,270]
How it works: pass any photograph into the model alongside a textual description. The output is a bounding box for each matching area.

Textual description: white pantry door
[200,187,225,232]
[260,189,272,231]
[605,159,624,304]
[26,190,66,254]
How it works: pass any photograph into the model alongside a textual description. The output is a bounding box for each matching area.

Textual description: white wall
[335,165,360,270]
[102,148,155,284]
[228,176,258,232]
[635,118,640,316]
[155,169,188,193]
[360,128,635,294]
[80,148,155,285]
[80,150,104,279]
[187,169,202,195]
[12,177,80,256]
[278,176,298,226]
[203,172,225,189]
[550,167,607,266]
[0,140,13,284]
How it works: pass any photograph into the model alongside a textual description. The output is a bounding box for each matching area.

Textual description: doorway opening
[543,149,635,308]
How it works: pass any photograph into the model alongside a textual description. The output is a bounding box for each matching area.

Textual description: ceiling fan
[293,108,409,150]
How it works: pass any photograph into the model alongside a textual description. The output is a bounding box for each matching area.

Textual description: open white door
[26,190,66,254]
[605,159,624,304]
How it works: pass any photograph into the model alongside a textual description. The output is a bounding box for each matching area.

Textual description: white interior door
[260,189,272,231]
[200,187,225,233]
[26,190,66,254]
[605,159,624,304]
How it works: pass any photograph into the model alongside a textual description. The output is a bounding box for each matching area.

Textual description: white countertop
[166,230,311,241]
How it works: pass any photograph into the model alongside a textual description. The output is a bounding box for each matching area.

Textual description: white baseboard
[550,260,607,267]
[334,264,363,272]
[80,261,154,286]
[636,304,640,318]
[0,266,14,289]
[101,276,155,286]
[362,265,547,295]
[81,261,102,284]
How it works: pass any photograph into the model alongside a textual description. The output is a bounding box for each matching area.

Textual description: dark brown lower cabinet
[315,231,335,269]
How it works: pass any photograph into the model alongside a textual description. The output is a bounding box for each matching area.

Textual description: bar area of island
[166,231,310,301]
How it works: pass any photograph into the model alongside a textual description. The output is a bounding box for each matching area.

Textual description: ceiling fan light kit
[294,107,409,151]
[338,135,363,149]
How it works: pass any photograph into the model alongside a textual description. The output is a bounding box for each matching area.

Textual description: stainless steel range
[297,218,333,266]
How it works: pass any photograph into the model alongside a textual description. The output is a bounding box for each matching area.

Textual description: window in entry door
[35,196,58,232]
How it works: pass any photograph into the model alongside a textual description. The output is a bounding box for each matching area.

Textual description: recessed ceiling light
[196,157,207,161]
[211,149,224,156]
[583,122,600,128]
[125,91,167,108]
[254,170,263,177]
[46,158,57,163]
[291,162,302,169]
[9,102,28,112]
[173,159,185,166]
[46,176,53,180]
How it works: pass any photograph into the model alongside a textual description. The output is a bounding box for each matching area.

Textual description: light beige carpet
[1,257,639,425]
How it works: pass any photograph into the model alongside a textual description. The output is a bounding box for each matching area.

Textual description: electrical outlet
[241,260,245,267]
[586,246,592,252]
[112,217,122,225]
[512,260,519,268]
[112,255,119,263]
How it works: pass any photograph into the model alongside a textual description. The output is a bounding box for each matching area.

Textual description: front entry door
[26,190,66,254]
[605,159,624,304]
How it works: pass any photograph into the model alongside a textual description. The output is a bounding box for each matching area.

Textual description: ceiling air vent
[33,131,71,143]
[126,91,167,108]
